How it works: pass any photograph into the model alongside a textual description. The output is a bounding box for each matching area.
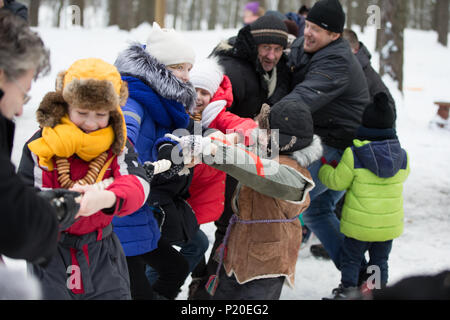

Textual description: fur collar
[114,43,196,111]
[290,135,324,168]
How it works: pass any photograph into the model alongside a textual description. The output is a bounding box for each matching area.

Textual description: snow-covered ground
[3,23,450,300]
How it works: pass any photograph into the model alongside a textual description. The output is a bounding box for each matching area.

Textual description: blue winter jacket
[112,44,195,256]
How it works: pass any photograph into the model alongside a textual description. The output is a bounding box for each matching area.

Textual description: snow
[3,24,450,300]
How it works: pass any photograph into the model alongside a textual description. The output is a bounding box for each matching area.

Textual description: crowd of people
[2,0,445,301]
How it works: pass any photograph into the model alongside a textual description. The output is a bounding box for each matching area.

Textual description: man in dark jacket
[310,28,399,261]
[343,28,397,122]
[0,11,80,269]
[0,0,28,21]
[280,0,370,271]
[212,14,292,120]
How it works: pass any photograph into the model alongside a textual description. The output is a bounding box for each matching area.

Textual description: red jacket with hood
[187,76,257,224]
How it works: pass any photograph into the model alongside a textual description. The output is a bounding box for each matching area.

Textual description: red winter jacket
[187,76,257,225]
[19,132,150,236]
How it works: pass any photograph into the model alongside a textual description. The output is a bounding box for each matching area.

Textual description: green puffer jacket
[319,139,410,242]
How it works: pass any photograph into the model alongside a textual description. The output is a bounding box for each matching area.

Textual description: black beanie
[269,100,314,153]
[250,15,289,48]
[306,0,346,33]
[362,92,395,129]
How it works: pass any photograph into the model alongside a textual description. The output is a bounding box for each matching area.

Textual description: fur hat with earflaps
[36,58,129,155]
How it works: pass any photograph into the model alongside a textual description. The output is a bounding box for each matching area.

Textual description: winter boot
[310,244,331,260]
[322,284,359,300]
[188,277,204,300]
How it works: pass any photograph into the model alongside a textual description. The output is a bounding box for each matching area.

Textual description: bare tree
[208,0,218,30]
[108,0,119,26]
[28,0,41,26]
[136,0,156,26]
[436,0,449,46]
[379,0,407,93]
[345,0,354,29]
[277,0,287,13]
[116,0,134,30]
[187,0,196,30]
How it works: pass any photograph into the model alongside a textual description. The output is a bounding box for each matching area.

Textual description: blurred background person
[0,0,28,22]
[243,1,265,26]
[0,11,82,299]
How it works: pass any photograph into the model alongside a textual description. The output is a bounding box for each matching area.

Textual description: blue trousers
[301,144,346,269]
[340,237,393,288]
[146,228,209,284]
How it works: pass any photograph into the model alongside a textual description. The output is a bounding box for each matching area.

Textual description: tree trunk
[196,0,204,30]
[187,0,196,30]
[173,0,179,28]
[234,0,243,28]
[154,0,166,27]
[108,0,119,26]
[277,0,287,13]
[436,0,449,46]
[28,0,41,26]
[116,0,134,30]
[208,0,218,30]
[379,0,407,93]
[345,0,354,29]
[357,0,369,33]
[136,0,155,26]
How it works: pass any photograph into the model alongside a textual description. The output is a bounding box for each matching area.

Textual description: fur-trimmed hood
[114,43,196,111]
[290,135,324,168]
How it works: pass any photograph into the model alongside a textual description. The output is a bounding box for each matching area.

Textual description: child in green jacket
[318,92,410,299]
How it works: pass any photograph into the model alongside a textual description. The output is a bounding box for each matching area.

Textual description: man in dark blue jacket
[280,0,370,272]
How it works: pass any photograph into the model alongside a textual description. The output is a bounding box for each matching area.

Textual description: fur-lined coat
[113,44,199,251]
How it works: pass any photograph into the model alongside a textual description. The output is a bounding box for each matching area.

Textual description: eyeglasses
[11,78,31,105]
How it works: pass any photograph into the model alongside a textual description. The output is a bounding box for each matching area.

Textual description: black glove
[143,162,155,182]
[37,189,81,231]
[156,144,186,179]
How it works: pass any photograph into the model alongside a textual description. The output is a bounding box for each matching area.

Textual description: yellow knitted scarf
[28,115,115,171]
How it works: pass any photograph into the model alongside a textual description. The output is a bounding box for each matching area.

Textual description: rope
[206,213,300,296]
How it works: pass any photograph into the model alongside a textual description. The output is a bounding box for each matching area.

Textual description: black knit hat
[362,92,395,129]
[306,0,346,33]
[256,101,314,154]
[250,15,289,48]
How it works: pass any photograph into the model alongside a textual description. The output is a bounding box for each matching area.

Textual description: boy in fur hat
[319,92,410,299]
[201,101,322,300]
[17,58,154,300]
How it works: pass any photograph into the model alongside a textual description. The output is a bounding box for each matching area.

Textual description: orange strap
[210,137,265,177]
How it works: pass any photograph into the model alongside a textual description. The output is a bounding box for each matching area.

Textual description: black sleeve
[0,155,59,264]
[0,136,59,264]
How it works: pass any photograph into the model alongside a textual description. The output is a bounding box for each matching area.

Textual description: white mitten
[165,134,215,162]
